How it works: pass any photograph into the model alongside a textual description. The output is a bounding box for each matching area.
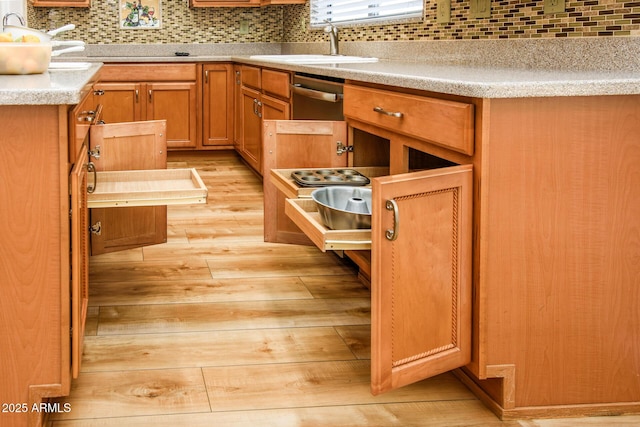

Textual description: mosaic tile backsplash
[28,0,639,44]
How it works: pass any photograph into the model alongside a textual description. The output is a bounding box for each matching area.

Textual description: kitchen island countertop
[0,63,102,105]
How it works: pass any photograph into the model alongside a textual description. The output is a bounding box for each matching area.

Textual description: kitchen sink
[249,54,378,64]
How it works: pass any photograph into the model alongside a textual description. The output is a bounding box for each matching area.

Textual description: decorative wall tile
[28,0,639,44]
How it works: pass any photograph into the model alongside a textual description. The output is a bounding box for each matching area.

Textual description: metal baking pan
[291,169,370,187]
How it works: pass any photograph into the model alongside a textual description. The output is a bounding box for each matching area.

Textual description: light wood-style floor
[51,151,640,427]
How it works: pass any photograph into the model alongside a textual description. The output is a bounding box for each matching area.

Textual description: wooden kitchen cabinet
[189,0,260,7]
[236,65,291,174]
[271,81,640,419]
[189,0,303,7]
[96,64,198,149]
[268,110,474,396]
[88,120,168,255]
[202,63,234,148]
[30,0,90,7]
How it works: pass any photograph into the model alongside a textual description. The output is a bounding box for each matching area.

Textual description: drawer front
[262,69,291,99]
[241,65,261,90]
[344,85,475,155]
[99,64,197,81]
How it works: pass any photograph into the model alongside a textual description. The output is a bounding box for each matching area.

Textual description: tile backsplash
[27,0,639,44]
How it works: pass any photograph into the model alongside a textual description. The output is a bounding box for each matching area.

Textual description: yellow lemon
[0,33,13,42]
[21,34,41,43]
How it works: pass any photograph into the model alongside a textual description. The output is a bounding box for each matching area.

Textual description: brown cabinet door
[89,120,168,255]
[240,86,262,173]
[203,64,234,147]
[370,164,473,395]
[70,145,90,378]
[94,82,143,125]
[262,120,348,244]
[233,66,243,151]
[147,82,198,149]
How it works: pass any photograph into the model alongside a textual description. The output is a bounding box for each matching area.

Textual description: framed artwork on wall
[120,0,161,29]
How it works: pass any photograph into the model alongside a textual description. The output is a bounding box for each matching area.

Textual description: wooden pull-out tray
[87,168,207,208]
[284,198,371,252]
[271,166,389,199]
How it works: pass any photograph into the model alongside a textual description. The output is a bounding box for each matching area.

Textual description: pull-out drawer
[285,198,371,251]
[270,166,389,199]
[344,84,475,155]
[87,168,207,208]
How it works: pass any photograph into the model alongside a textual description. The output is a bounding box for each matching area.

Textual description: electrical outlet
[437,0,451,23]
[544,0,565,14]
[239,20,249,35]
[470,0,491,18]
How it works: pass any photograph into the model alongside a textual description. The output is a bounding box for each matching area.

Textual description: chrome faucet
[324,21,339,56]
[3,12,26,28]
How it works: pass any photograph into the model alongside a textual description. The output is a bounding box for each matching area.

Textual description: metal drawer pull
[385,199,399,241]
[374,106,403,118]
[87,162,97,194]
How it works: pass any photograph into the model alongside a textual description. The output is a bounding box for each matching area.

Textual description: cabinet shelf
[87,168,207,208]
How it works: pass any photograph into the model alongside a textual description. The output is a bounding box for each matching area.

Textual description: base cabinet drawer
[344,84,475,155]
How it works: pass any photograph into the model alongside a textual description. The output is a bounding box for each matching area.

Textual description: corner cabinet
[268,82,476,395]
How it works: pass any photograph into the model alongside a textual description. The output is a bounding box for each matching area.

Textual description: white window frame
[310,0,424,28]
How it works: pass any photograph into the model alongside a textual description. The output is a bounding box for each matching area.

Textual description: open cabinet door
[70,145,90,378]
[371,165,473,395]
[89,120,168,255]
[263,120,348,244]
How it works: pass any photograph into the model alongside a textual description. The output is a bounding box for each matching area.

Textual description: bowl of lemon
[0,33,52,75]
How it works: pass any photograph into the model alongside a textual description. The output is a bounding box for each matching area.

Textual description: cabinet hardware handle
[88,145,101,160]
[148,90,152,103]
[93,90,104,96]
[257,101,262,118]
[135,89,139,103]
[374,106,403,118]
[87,162,97,194]
[385,199,399,241]
[205,70,209,84]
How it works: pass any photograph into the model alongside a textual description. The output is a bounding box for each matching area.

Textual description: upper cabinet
[189,0,302,6]
[30,0,90,6]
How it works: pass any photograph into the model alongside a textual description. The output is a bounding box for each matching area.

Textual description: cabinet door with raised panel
[89,120,168,255]
[371,165,473,395]
[70,145,90,378]
[240,86,262,173]
[203,63,234,147]
[263,120,347,244]
[147,82,198,149]
[94,82,143,125]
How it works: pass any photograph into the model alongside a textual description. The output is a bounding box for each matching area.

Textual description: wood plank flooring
[51,151,640,427]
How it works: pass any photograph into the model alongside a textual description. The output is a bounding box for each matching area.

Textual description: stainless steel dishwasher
[291,73,344,121]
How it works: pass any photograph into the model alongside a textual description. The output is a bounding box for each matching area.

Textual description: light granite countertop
[1,38,638,105]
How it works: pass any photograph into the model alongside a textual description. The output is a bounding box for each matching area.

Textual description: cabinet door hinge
[336,141,353,156]
[89,222,102,236]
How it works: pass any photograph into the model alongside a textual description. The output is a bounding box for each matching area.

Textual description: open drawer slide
[285,198,371,251]
[87,168,207,208]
